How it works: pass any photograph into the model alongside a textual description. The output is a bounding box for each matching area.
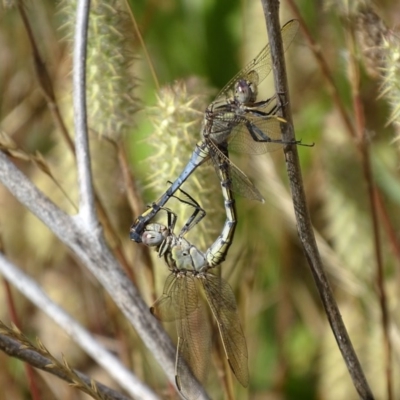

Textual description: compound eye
[235,79,253,104]
[142,231,163,246]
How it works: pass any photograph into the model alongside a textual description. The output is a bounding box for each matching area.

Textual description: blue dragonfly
[141,189,247,399]
[131,20,301,243]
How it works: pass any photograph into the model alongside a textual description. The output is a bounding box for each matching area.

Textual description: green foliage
[1,0,400,399]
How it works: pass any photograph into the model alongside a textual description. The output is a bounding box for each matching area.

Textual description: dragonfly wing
[208,141,264,202]
[175,276,211,400]
[150,273,178,322]
[214,20,299,106]
[244,19,299,86]
[228,114,285,155]
[201,272,249,387]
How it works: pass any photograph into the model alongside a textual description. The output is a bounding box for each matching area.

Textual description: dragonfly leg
[165,207,178,232]
[244,119,300,145]
[130,142,210,243]
[276,90,289,107]
[168,184,206,237]
[243,111,314,147]
[250,95,281,115]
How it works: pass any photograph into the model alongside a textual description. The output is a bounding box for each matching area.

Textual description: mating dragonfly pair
[142,188,245,400]
[131,20,305,399]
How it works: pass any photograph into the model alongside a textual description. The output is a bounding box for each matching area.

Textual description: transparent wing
[207,140,264,202]
[151,274,210,399]
[227,114,286,154]
[150,273,179,322]
[175,276,211,400]
[214,19,299,106]
[205,103,287,155]
[150,273,199,322]
[201,272,249,387]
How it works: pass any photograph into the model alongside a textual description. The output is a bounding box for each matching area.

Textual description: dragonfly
[141,189,247,399]
[131,19,301,243]
[143,151,238,268]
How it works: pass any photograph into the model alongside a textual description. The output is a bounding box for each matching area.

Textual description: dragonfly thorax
[171,238,207,272]
[203,107,238,145]
[234,78,258,105]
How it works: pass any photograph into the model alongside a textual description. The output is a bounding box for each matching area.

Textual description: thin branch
[0,150,208,399]
[73,0,97,228]
[286,0,400,270]
[346,24,392,400]
[0,332,131,400]
[0,253,159,400]
[117,143,155,297]
[259,1,374,399]
[16,0,135,286]
[286,2,394,396]
[17,1,75,154]
[2,277,40,400]
[285,0,354,136]
[255,156,365,295]
[124,1,160,91]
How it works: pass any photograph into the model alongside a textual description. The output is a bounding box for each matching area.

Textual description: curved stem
[0,254,159,400]
[0,150,208,398]
[73,0,97,229]
[259,1,374,398]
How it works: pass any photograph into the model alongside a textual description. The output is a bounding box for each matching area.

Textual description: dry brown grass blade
[0,131,77,211]
[260,0,374,398]
[0,320,128,400]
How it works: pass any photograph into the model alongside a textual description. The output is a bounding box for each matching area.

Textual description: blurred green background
[0,0,399,399]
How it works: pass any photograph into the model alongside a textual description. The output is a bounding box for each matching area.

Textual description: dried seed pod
[355,6,388,79]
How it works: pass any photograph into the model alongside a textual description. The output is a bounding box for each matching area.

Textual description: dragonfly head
[234,78,258,105]
[141,223,168,247]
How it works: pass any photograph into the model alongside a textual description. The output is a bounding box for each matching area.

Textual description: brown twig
[3,286,42,400]
[16,1,136,285]
[17,2,75,153]
[117,143,155,299]
[0,331,131,400]
[1,234,41,400]
[286,1,393,397]
[286,0,400,269]
[347,22,392,400]
[260,0,374,398]
[124,0,160,91]
[286,0,354,136]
